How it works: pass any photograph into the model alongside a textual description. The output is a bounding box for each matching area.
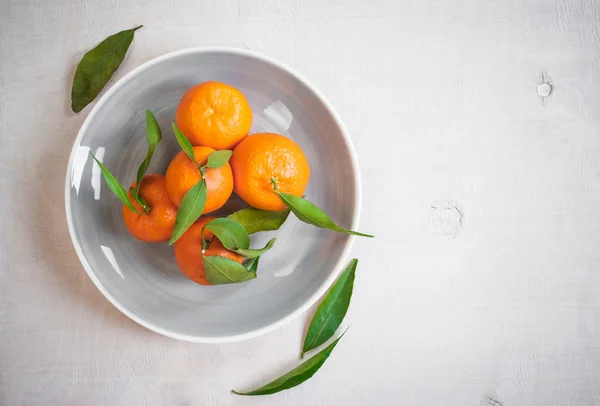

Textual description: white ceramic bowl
[65,48,361,342]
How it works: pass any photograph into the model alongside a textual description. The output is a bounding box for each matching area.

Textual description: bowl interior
[66,49,358,341]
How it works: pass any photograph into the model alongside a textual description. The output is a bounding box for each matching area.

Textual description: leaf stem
[136,201,150,214]
[129,187,150,214]
[132,25,144,32]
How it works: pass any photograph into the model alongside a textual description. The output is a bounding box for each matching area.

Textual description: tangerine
[175,81,253,150]
[165,146,234,213]
[122,174,178,242]
[174,216,244,285]
[230,133,310,211]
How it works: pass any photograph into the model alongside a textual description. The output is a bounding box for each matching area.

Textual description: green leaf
[133,110,162,206]
[206,150,232,169]
[145,110,162,146]
[302,259,357,357]
[234,238,276,259]
[204,218,250,250]
[245,256,260,273]
[228,208,291,234]
[204,255,257,285]
[90,153,138,214]
[172,123,196,162]
[276,192,373,238]
[71,25,143,113]
[169,180,207,245]
[232,330,347,396]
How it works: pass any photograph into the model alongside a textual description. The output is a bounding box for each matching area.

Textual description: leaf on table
[71,25,143,112]
[276,192,373,238]
[302,259,357,357]
[169,180,207,245]
[204,218,250,251]
[228,208,290,234]
[90,152,138,214]
[204,255,257,285]
[232,330,347,396]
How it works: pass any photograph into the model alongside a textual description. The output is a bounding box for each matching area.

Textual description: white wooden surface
[2,0,600,405]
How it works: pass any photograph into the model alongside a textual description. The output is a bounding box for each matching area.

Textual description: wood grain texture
[1,0,600,405]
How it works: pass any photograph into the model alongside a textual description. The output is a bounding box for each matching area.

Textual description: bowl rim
[64,46,362,343]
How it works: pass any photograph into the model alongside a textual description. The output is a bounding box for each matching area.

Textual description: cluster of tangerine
[97,81,311,285]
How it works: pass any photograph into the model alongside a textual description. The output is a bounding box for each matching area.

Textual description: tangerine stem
[129,187,150,214]
[271,177,279,191]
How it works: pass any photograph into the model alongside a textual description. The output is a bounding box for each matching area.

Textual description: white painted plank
[1,0,600,405]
